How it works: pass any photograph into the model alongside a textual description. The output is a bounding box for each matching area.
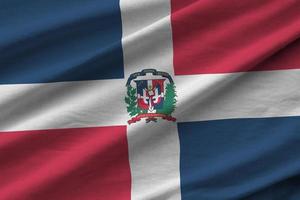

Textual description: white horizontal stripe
[0,80,127,131]
[1,69,298,133]
[175,69,300,122]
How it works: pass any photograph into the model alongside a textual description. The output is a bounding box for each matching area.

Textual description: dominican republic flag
[0,0,300,200]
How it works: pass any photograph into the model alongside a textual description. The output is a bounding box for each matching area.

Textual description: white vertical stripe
[120,0,181,199]
[121,0,175,77]
[126,122,181,200]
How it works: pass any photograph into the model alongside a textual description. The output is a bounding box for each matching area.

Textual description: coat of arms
[125,69,177,124]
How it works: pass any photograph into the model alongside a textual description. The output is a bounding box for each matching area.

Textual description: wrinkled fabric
[0,0,300,200]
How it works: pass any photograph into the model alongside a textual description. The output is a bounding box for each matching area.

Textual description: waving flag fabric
[0,0,300,199]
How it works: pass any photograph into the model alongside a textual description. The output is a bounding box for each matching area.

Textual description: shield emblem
[125,69,177,124]
[135,79,165,112]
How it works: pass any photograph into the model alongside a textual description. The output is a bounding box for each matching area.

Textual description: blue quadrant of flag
[0,0,124,84]
[178,117,300,200]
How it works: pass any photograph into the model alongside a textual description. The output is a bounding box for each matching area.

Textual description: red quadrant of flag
[0,126,131,200]
[171,0,300,75]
